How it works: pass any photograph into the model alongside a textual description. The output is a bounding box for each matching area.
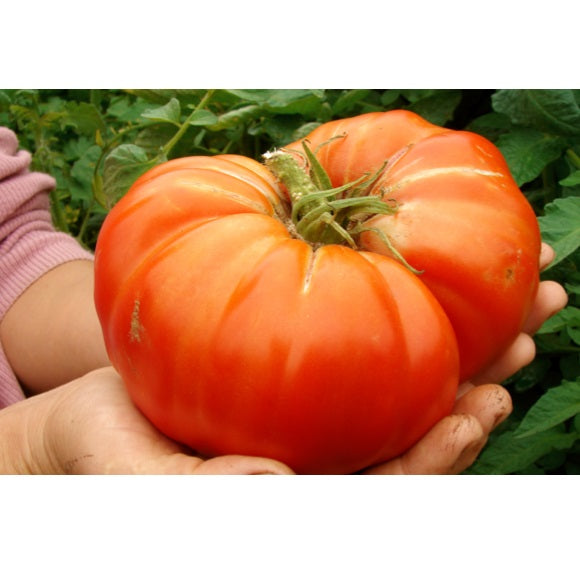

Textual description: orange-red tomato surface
[285,111,542,380]
[94,110,541,474]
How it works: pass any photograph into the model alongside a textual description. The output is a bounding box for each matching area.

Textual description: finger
[128,453,295,475]
[452,383,512,434]
[522,280,568,335]
[362,414,486,475]
[471,333,536,386]
[192,455,295,475]
[539,242,555,271]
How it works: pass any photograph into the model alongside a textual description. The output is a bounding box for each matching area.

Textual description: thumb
[192,455,295,475]
[129,453,295,475]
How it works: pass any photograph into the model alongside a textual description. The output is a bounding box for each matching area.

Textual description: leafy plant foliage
[1,89,578,474]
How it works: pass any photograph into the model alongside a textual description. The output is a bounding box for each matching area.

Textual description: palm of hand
[47,367,292,475]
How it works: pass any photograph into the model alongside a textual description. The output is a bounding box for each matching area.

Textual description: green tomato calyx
[263,140,421,274]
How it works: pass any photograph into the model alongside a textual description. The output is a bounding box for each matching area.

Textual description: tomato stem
[264,143,396,248]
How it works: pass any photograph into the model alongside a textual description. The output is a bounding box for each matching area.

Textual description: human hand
[362,243,568,475]
[1,366,294,475]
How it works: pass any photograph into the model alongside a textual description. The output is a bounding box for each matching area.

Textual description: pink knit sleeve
[0,127,94,407]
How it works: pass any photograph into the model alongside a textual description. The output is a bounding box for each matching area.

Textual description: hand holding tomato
[0,366,294,474]
[365,243,567,474]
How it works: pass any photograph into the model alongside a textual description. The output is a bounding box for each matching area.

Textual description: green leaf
[537,306,580,335]
[332,90,372,115]
[492,89,580,136]
[466,112,512,142]
[107,96,151,123]
[568,327,580,345]
[0,90,12,108]
[495,128,567,186]
[537,196,580,269]
[187,109,219,126]
[141,98,181,125]
[407,90,462,126]
[62,101,107,135]
[207,105,264,131]
[399,89,438,103]
[134,124,178,156]
[267,90,325,113]
[505,356,552,393]
[248,116,308,146]
[565,281,580,296]
[291,122,322,143]
[69,144,102,204]
[381,90,402,107]
[128,89,205,107]
[466,426,579,474]
[102,144,159,207]
[224,89,325,115]
[514,380,580,438]
[560,170,580,187]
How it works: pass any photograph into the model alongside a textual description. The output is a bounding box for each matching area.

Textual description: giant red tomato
[93,110,539,474]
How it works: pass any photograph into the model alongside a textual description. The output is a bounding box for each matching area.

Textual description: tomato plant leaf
[492,89,580,136]
[332,90,372,115]
[537,306,580,336]
[106,96,151,123]
[537,196,580,269]
[69,144,102,204]
[128,89,205,107]
[400,89,438,102]
[102,144,159,207]
[134,124,179,156]
[141,98,181,126]
[505,356,552,393]
[560,169,580,187]
[207,105,264,131]
[225,89,325,112]
[514,380,580,438]
[187,109,219,126]
[466,112,512,142]
[407,90,462,127]
[381,90,402,107]
[0,90,12,108]
[249,115,317,146]
[565,281,580,297]
[291,121,322,143]
[466,427,579,474]
[62,101,107,136]
[496,128,567,186]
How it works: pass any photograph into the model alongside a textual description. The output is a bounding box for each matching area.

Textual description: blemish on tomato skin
[130,299,144,342]
[504,248,523,286]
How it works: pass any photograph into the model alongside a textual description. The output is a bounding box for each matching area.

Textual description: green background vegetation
[1,88,579,474]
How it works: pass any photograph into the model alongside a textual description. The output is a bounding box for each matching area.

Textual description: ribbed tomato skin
[94,151,460,474]
[285,110,541,381]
